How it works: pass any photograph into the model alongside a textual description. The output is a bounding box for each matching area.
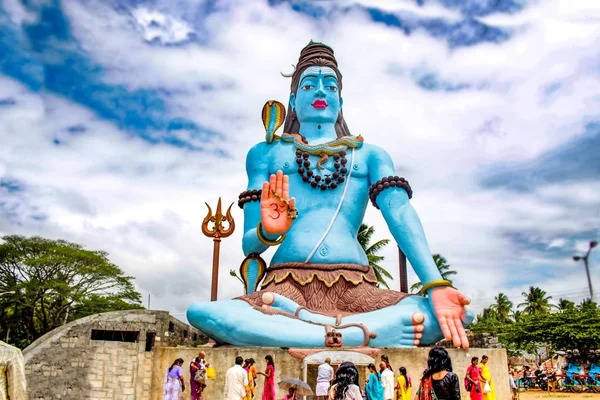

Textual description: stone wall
[437,333,503,349]
[152,347,510,399]
[23,310,205,400]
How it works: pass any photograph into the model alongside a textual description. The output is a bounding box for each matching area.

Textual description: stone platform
[153,346,510,399]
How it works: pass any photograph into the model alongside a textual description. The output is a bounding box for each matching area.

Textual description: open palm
[261,170,296,235]
[430,286,471,348]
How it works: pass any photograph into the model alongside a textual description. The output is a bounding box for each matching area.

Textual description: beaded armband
[238,189,262,209]
[368,176,413,209]
[418,279,454,295]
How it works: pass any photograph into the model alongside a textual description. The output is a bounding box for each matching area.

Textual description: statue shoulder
[245,141,275,173]
[361,142,394,163]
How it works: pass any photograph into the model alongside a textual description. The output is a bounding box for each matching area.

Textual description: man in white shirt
[316,358,334,399]
[380,362,395,400]
[225,356,249,400]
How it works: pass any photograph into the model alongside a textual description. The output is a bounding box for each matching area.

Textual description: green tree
[557,298,575,311]
[410,254,457,293]
[470,306,503,333]
[503,303,600,361]
[357,224,393,289]
[578,298,597,312]
[511,309,524,322]
[492,292,513,323]
[0,235,143,348]
[517,286,554,315]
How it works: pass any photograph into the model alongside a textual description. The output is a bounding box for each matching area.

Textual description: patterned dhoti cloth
[239,262,408,316]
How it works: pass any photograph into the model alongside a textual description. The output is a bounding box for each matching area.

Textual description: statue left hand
[429,287,471,348]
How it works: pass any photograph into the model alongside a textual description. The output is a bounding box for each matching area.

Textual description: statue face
[325,326,343,347]
[290,66,342,124]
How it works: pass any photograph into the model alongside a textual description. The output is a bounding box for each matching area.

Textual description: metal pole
[583,257,594,300]
[398,247,408,293]
[148,293,151,310]
[574,241,597,301]
[211,239,221,302]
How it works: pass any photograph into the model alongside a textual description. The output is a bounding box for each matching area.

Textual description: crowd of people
[162,352,276,400]
[163,348,498,400]
[464,355,496,400]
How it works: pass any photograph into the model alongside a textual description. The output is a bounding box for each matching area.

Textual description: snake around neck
[280,132,364,191]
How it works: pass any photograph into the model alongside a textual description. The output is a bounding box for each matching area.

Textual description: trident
[201,198,235,301]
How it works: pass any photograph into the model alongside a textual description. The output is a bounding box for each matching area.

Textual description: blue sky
[0,0,599,321]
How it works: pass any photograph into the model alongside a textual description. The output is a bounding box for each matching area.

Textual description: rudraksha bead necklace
[295,149,348,190]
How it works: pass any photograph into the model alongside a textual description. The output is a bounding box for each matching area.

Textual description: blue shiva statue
[188,41,473,348]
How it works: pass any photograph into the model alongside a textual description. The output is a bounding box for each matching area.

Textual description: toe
[412,312,425,325]
[262,292,275,306]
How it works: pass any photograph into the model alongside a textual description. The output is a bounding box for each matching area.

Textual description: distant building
[24,309,207,400]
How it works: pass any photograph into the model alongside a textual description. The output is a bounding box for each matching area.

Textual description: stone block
[92,390,107,398]
[122,387,135,395]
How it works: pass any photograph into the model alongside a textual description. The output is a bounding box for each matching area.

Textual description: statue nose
[315,82,326,97]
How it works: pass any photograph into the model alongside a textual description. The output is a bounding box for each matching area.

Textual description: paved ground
[520,389,598,399]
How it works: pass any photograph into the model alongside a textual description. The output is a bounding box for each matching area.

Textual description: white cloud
[131,7,195,45]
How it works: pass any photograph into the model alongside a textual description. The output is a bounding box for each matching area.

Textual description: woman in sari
[465,357,482,400]
[244,358,257,400]
[395,367,411,400]
[257,355,276,400]
[164,358,185,400]
[365,363,384,400]
[190,353,208,400]
[479,356,495,400]
[416,348,460,400]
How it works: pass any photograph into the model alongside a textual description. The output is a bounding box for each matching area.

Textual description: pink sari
[262,364,275,400]
[467,365,483,400]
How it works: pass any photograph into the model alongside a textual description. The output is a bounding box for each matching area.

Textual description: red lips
[312,100,328,108]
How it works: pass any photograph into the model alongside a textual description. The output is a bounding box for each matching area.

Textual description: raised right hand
[261,170,296,235]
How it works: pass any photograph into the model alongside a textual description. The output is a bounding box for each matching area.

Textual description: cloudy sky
[1,0,599,323]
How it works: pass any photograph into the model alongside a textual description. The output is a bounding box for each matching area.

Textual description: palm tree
[492,292,513,323]
[357,224,393,289]
[557,298,575,311]
[410,254,457,293]
[578,298,597,311]
[517,286,554,315]
[511,309,524,322]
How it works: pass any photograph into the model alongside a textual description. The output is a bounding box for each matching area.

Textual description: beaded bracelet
[418,279,454,295]
[256,222,286,246]
[368,176,413,209]
[238,189,262,209]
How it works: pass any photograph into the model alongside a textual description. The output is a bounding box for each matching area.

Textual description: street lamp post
[573,240,598,300]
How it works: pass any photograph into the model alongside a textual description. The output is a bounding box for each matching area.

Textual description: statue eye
[301,85,315,91]
[326,86,338,92]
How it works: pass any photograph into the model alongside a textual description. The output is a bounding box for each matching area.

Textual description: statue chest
[269,145,369,179]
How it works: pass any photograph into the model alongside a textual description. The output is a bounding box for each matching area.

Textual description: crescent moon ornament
[280,64,296,78]
[262,100,286,144]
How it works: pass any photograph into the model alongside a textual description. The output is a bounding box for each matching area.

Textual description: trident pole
[210,237,222,302]
[202,198,235,302]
